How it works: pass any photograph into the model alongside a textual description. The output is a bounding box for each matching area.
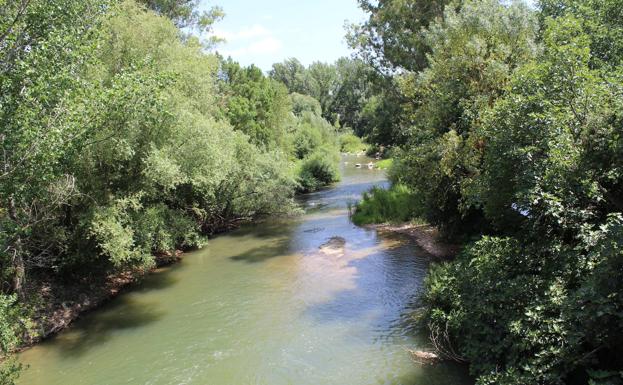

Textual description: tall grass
[375,158,393,170]
[351,184,419,225]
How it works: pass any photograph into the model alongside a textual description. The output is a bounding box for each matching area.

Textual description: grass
[375,158,393,170]
[350,184,419,225]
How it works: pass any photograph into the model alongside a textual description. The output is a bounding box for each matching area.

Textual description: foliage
[219,59,292,150]
[425,215,623,384]
[0,2,341,379]
[0,295,28,385]
[352,0,623,383]
[339,133,367,154]
[270,57,380,135]
[351,184,419,225]
[391,0,539,237]
[268,58,308,95]
[138,0,224,41]
[347,0,454,72]
[290,93,322,117]
[297,148,341,193]
[291,105,339,159]
[360,87,407,145]
[330,57,377,133]
[375,158,393,170]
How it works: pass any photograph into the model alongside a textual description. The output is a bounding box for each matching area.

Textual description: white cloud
[221,36,283,57]
[213,24,283,58]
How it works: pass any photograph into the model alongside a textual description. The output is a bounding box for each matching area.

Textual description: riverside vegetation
[0,0,386,382]
[2,0,622,384]
[349,0,623,384]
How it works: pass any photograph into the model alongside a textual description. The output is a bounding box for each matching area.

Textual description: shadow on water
[393,363,474,385]
[217,218,298,240]
[228,237,292,264]
[49,298,165,357]
[137,265,182,291]
[37,268,181,358]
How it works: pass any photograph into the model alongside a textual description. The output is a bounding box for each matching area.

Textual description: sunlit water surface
[18,155,472,385]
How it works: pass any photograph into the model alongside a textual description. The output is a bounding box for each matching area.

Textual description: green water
[18,155,472,385]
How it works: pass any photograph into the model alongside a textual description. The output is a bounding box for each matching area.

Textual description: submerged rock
[409,350,440,365]
[319,236,346,257]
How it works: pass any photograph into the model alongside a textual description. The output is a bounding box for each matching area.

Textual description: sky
[201,0,367,72]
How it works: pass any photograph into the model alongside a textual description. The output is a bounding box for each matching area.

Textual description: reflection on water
[18,155,472,385]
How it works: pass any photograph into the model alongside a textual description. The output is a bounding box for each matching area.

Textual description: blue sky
[203,0,367,71]
[203,0,538,72]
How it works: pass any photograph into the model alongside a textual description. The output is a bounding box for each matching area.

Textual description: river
[18,155,472,385]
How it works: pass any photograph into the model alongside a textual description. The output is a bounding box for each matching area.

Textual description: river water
[18,155,471,385]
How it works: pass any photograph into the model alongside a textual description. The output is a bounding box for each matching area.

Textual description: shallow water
[18,155,472,385]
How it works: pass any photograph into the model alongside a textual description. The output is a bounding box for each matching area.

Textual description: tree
[392,0,538,237]
[220,59,292,150]
[347,0,454,72]
[330,57,376,134]
[424,5,623,385]
[138,0,224,35]
[0,0,109,295]
[269,58,308,95]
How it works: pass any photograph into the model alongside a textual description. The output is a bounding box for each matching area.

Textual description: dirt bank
[369,223,460,259]
[19,252,182,351]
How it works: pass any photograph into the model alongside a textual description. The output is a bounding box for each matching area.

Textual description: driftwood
[428,322,467,363]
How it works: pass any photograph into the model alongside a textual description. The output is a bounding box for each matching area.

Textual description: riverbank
[17,157,473,385]
[15,171,341,353]
[19,252,183,351]
[367,223,460,259]
[19,223,458,352]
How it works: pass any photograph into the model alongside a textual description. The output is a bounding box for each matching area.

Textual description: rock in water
[319,236,346,257]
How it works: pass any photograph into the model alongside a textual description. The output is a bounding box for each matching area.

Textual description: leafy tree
[0,0,109,295]
[539,0,623,69]
[220,59,292,150]
[423,4,623,385]
[347,0,455,72]
[290,93,322,117]
[305,62,339,122]
[138,0,224,35]
[269,58,309,95]
[391,0,538,237]
[330,58,376,135]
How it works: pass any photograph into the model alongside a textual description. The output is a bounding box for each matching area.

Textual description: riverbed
[18,155,471,385]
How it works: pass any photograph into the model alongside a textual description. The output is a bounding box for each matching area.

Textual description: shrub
[351,184,419,225]
[290,93,322,117]
[423,215,623,384]
[293,124,323,159]
[375,158,393,170]
[339,133,367,154]
[0,294,28,385]
[297,148,340,192]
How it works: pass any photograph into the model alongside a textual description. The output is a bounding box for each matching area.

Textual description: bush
[0,295,28,385]
[290,93,322,117]
[339,133,367,153]
[351,184,419,225]
[297,148,340,192]
[375,158,393,170]
[423,215,623,384]
[293,123,324,159]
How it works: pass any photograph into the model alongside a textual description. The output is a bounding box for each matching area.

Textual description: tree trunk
[7,196,25,299]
